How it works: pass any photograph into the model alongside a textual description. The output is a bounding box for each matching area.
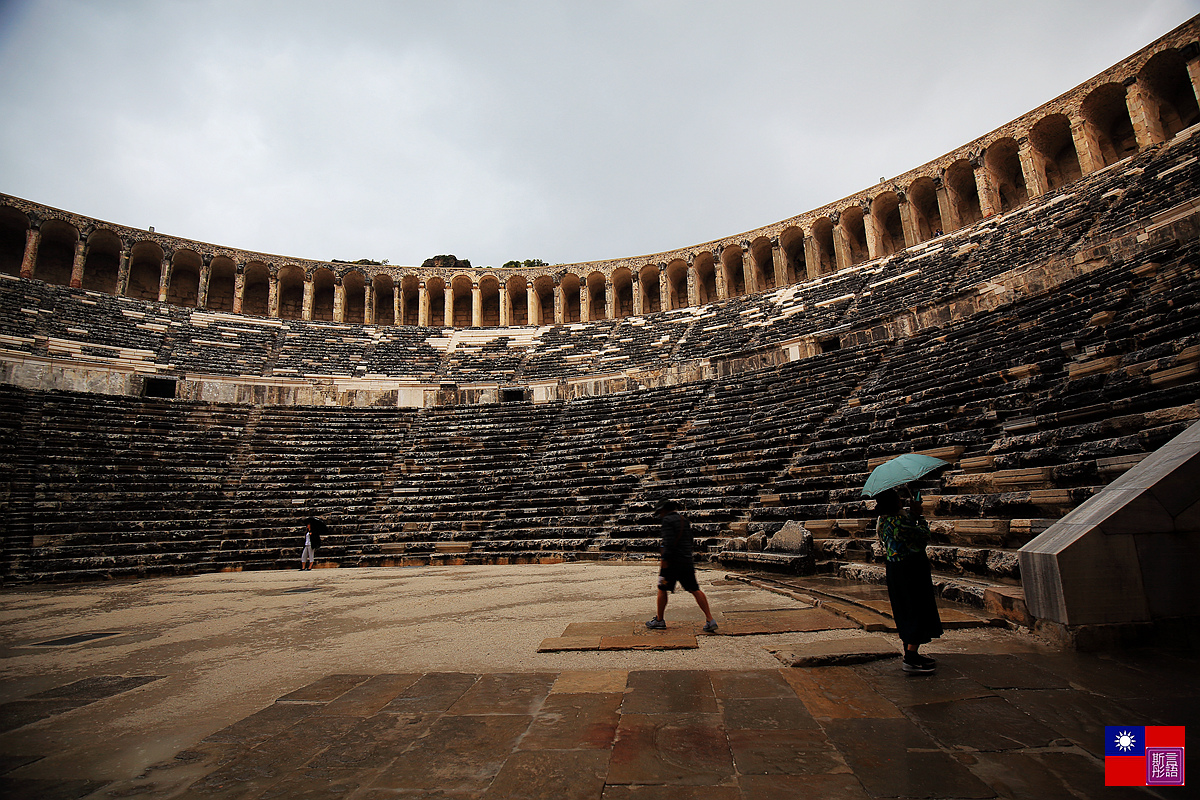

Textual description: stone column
[803,232,821,279]
[770,239,787,287]
[1125,76,1166,150]
[268,273,280,318]
[527,284,538,325]
[392,285,401,326]
[116,245,131,297]
[197,255,212,309]
[973,158,999,217]
[1018,138,1048,199]
[302,275,315,320]
[19,225,40,279]
[740,244,756,294]
[631,273,642,316]
[158,253,172,303]
[832,221,852,272]
[334,278,345,322]
[418,281,430,327]
[443,286,453,328]
[69,238,86,288]
[1070,116,1103,175]
[898,194,920,248]
[472,282,482,327]
[934,178,958,234]
[863,204,884,261]
[601,279,613,320]
[499,284,509,326]
[686,263,698,307]
[659,270,672,310]
[232,265,245,313]
[579,283,590,323]
[364,283,373,325]
[554,282,564,324]
[715,253,728,301]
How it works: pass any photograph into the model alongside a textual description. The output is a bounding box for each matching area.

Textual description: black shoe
[902,654,936,674]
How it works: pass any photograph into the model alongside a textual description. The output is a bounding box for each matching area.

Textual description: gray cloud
[1,0,1196,268]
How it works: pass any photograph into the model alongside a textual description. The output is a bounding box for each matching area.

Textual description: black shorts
[658,560,699,593]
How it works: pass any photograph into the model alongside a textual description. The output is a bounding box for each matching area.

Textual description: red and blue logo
[1105,726,1186,786]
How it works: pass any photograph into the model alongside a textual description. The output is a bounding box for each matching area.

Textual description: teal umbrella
[861,453,950,497]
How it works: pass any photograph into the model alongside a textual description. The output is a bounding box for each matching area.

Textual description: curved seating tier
[1,126,1199,593]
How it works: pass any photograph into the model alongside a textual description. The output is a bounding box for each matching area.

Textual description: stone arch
[906,177,943,240]
[81,228,121,293]
[399,274,419,325]
[1080,84,1137,167]
[278,265,305,320]
[449,274,472,327]
[0,205,27,276]
[168,249,202,307]
[207,256,236,312]
[984,137,1028,212]
[810,217,836,276]
[1138,49,1200,141]
[240,260,268,316]
[312,267,336,321]
[1029,113,1083,190]
[533,275,555,324]
[638,263,662,314]
[839,205,868,266]
[779,226,805,284]
[943,160,982,229]
[479,275,500,327]
[506,275,529,325]
[33,219,78,287]
[342,270,366,324]
[373,274,396,326]
[612,267,634,318]
[426,277,446,327]
[749,236,774,291]
[693,252,716,305]
[869,192,903,258]
[243,261,271,317]
[720,246,744,296]
[127,240,164,302]
[587,271,607,320]
[665,258,689,310]
[560,272,581,323]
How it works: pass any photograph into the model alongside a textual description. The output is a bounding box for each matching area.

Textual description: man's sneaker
[703,620,719,633]
[902,654,936,674]
[646,618,666,629]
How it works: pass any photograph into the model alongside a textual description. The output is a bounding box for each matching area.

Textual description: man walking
[646,500,718,632]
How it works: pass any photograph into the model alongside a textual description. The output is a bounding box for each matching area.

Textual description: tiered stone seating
[215,405,419,571]
[478,383,709,550]
[168,310,282,376]
[11,391,249,581]
[369,401,565,557]
[594,311,695,372]
[751,269,865,346]
[516,320,618,381]
[435,329,538,384]
[361,326,445,379]
[610,344,886,546]
[670,294,775,363]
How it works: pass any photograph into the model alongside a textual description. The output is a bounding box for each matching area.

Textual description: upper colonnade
[2,19,1198,330]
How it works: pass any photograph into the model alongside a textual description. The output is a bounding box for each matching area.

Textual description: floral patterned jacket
[877,513,931,561]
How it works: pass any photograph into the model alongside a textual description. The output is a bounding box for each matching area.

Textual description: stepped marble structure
[1,19,1199,647]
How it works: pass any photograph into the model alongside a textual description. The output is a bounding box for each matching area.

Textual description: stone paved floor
[1,565,1195,799]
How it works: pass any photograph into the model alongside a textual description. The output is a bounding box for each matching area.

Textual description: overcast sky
[1,1,1196,269]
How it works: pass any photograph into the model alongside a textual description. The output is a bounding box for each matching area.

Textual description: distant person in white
[301,517,323,570]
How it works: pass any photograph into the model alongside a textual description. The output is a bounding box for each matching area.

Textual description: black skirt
[885,552,944,646]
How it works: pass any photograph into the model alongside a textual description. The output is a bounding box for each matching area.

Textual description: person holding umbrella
[864,454,947,674]
[301,517,325,571]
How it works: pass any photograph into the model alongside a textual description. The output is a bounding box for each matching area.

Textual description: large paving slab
[0,564,1194,799]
